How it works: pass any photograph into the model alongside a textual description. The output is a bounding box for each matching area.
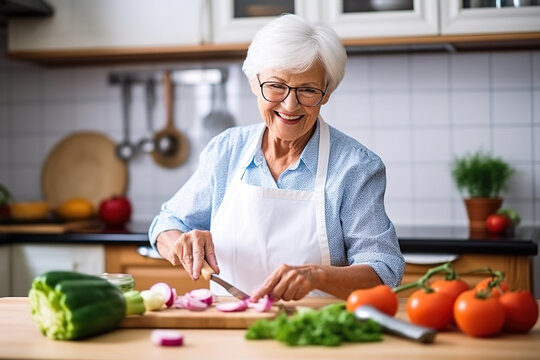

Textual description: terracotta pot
[464,197,503,232]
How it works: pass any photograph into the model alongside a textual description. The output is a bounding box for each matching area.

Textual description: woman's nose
[282,89,301,110]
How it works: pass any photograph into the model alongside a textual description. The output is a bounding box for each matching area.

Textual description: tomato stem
[466,267,505,299]
[393,262,455,293]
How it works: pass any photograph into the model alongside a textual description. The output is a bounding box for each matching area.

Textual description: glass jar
[99,273,135,293]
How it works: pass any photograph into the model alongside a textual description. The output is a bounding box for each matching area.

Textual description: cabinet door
[11,244,105,297]
[210,0,319,44]
[0,245,10,297]
[440,0,540,34]
[8,0,204,52]
[322,0,439,38]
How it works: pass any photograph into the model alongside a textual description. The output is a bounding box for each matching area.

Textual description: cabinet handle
[137,246,163,259]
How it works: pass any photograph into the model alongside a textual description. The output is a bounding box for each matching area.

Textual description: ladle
[138,76,156,153]
[115,77,135,161]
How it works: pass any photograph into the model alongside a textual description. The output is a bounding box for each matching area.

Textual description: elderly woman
[149,14,404,302]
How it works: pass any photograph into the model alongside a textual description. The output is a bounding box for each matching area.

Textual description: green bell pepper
[29,271,145,340]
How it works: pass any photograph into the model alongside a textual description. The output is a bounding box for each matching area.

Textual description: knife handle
[354,305,436,343]
[201,260,214,281]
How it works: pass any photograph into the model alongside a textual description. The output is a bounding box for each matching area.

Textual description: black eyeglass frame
[256,74,328,107]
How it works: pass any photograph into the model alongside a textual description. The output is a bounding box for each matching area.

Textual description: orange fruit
[56,197,94,220]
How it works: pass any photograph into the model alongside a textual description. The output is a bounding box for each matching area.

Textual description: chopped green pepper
[29,270,145,340]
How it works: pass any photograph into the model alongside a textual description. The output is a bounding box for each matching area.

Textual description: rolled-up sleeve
[341,155,405,288]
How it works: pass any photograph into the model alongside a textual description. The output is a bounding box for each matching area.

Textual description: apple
[99,196,132,225]
[486,214,511,235]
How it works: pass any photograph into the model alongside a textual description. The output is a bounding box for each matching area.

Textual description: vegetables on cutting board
[29,271,145,340]
[246,303,382,346]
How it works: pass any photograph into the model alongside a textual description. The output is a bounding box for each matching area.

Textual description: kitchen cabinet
[8,0,204,52]
[209,0,318,44]
[322,0,439,38]
[399,253,532,297]
[104,244,209,293]
[441,0,540,35]
[0,245,10,297]
[10,244,105,297]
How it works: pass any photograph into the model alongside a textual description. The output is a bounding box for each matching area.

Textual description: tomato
[406,289,454,330]
[99,196,132,225]
[346,285,398,316]
[486,214,511,234]
[431,279,470,302]
[454,289,505,337]
[474,278,510,298]
[498,290,539,333]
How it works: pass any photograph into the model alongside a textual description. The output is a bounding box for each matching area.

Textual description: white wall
[0,35,539,293]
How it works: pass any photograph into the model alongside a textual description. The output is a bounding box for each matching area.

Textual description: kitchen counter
[1,297,538,360]
[1,223,538,256]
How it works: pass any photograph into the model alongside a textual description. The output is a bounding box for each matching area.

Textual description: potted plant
[451,150,514,232]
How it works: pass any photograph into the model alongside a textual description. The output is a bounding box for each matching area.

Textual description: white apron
[210,118,331,297]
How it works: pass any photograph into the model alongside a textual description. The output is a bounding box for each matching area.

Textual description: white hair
[242,14,347,95]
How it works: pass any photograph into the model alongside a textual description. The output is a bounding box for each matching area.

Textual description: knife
[354,305,436,344]
[200,260,250,300]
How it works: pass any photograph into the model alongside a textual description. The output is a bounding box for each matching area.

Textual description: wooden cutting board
[119,302,281,329]
[0,218,100,234]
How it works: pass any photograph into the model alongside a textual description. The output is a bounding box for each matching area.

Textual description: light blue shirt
[149,120,405,287]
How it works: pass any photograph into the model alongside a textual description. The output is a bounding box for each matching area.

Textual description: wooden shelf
[7,32,540,66]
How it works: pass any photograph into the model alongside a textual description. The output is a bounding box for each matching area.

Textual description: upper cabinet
[440,0,540,35]
[8,0,204,52]
[6,0,540,63]
[321,0,439,38]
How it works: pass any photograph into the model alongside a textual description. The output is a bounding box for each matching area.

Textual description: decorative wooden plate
[41,131,128,209]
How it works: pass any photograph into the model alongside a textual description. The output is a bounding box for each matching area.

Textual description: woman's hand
[156,229,219,281]
[250,264,321,302]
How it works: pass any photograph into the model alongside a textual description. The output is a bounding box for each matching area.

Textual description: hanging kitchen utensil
[138,76,156,154]
[200,80,236,146]
[115,76,136,161]
[151,70,190,168]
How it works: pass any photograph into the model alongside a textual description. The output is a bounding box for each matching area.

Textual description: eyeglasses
[257,74,327,107]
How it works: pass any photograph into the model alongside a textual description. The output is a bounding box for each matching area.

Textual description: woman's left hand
[250,264,321,302]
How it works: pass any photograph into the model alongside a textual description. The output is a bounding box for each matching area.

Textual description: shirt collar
[248,120,320,176]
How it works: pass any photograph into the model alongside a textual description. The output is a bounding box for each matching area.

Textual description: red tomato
[499,290,539,333]
[454,289,505,337]
[406,289,454,330]
[99,196,132,225]
[486,214,511,234]
[431,279,470,302]
[346,285,398,316]
[474,278,510,298]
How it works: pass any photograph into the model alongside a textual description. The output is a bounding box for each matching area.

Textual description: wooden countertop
[1,297,539,360]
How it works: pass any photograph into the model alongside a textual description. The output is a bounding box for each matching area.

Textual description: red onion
[216,300,249,312]
[183,293,209,311]
[248,295,274,312]
[150,282,175,308]
[188,289,214,305]
[151,330,184,346]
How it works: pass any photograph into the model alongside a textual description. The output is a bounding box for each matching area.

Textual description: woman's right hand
[156,229,220,281]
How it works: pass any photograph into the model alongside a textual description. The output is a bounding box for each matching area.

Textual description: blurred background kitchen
[0,0,539,297]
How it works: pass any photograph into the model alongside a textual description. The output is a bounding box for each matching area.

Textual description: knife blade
[201,260,250,300]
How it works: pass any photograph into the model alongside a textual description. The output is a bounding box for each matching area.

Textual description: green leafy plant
[451,150,514,198]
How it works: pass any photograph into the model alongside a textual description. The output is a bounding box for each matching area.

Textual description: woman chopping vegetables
[149,14,404,302]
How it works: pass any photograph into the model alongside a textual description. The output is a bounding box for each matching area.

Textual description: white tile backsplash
[451,53,490,89]
[492,127,533,162]
[492,90,532,125]
[451,91,490,125]
[371,55,409,90]
[411,54,449,90]
[0,48,538,227]
[412,91,449,126]
[492,52,532,89]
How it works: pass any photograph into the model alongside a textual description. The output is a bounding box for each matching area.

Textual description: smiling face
[250,62,328,143]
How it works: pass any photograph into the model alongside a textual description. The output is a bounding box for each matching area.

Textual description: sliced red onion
[173,295,187,309]
[248,295,274,312]
[188,289,214,306]
[183,293,210,311]
[150,282,175,308]
[216,300,249,312]
[151,330,184,346]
